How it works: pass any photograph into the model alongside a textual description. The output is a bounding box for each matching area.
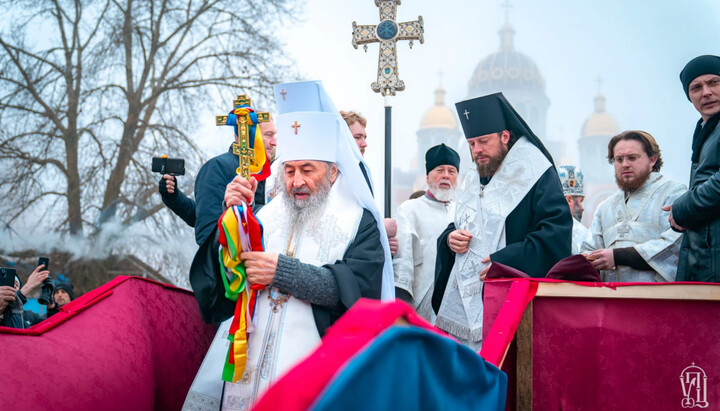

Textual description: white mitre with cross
[276,112,339,163]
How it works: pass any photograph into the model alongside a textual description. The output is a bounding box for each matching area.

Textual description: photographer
[0,275,24,329]
[46,282,74,318]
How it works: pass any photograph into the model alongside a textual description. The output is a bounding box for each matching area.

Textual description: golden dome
[419,87,458,129]
[581,93,620,137]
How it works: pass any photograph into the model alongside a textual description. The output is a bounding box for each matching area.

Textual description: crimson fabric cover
[483,279,720,410]
[545,254,601,282]
[254,298,506,411]
[487,262,530,279]
[0,276,215,411]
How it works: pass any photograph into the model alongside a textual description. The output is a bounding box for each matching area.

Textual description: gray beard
[428,186,455,202]
[282,179,333,228]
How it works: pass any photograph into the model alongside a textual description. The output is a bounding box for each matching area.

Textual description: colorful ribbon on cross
[217,104,271,382]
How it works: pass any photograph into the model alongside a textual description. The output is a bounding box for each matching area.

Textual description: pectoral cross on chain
[215,94,271,178]
[352,0,424,96]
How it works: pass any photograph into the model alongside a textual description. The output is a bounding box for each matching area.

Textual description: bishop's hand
[241,251,278,286]
[224,175,258,208]
[448,229,472,254]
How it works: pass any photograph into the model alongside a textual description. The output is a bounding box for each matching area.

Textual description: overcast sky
[196,0,720,210]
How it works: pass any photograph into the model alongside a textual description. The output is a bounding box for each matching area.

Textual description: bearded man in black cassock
[432,93,572,350]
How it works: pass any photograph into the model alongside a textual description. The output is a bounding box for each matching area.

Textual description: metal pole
[384,94,392,218]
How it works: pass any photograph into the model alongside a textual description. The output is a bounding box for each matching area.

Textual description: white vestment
[435,137,550,351]
[183,176,364,411]
[393,194,455,324]
[580,172,686,282]
[572,218,590,255]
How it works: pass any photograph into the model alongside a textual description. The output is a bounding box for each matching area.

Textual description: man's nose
[702,84,715,96]
[359,138,367,148]
[293,174,304,188]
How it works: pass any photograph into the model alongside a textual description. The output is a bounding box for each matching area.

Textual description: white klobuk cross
[352,0,424,96]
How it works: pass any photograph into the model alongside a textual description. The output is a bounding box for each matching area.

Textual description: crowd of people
[0,261,75,329]
[156,55,718,409]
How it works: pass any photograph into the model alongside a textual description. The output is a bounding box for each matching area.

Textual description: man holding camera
[46,283,74,318]
[0,272,24,328]
[158,118,278,232]
[0,277,19,327]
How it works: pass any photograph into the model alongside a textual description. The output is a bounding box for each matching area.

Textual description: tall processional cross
[352,0,424,96]
[352,0,424,217]
[216,94,271,178]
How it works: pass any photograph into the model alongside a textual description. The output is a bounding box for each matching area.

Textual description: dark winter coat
[673,113,720,282]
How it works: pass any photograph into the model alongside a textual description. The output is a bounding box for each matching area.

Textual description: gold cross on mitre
[215,94,271,178]
[352,0,424,96]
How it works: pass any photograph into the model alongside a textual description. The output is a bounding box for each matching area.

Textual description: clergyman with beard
[431,93,571,350]
[185,100,388,408]
[393,143,460,324]
[580,130,686,282]
[557,165,591,254]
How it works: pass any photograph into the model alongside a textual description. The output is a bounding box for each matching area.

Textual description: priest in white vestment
[394,144,460,324]
[581,130,686,282]
[183,81,393,411]
[557,165,590,254]
[432,93,572,350]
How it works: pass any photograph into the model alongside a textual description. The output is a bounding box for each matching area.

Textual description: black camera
[37,256,54,306]
[0,267,15,288]
[152,156,185,176]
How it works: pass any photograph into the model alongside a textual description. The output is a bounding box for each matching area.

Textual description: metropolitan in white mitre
[182,81,394,411]
[557,165,591,254]
[581,130,686,282]
[394,144,460,324]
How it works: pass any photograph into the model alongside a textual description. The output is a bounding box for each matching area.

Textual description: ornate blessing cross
[352,0,424,95]
[215,94,271,178]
